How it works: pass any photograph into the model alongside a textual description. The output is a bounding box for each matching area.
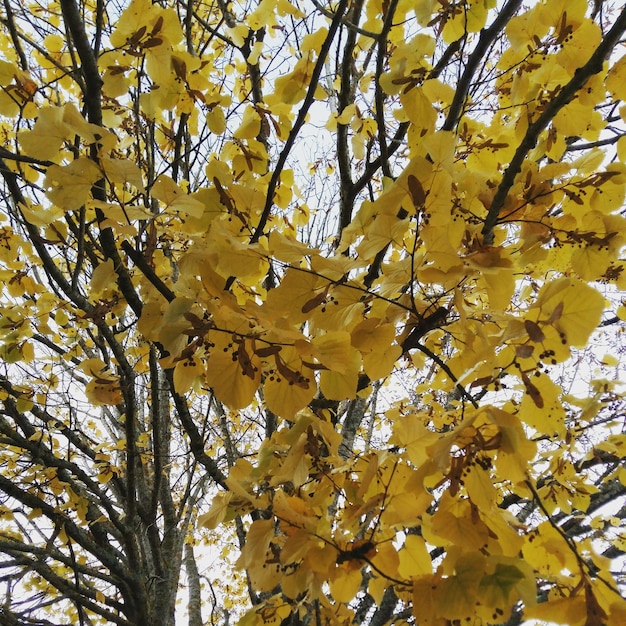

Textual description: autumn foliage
[0,0,626,624]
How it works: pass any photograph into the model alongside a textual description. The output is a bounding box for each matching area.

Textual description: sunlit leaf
[44,158,102,211]
[19,106,70,160]
[151,175,205,218]
[530,277,605,347]
[205,334,261,410]
[263,347,316,419]
[524,596,587,626]
[329,564,362,603]
[398,534,431,579]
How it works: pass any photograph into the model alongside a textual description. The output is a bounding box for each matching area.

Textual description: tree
[0,0,625,624]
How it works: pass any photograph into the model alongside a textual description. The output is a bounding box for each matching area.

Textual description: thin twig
[249,0,351,245]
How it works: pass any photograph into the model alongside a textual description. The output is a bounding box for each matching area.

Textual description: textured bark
[185,544,204,626]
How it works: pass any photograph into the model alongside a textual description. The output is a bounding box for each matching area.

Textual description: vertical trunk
[149,540,183,626]
[185,543,204,626]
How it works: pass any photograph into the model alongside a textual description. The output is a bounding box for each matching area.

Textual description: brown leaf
[407,174,426,208]
[470,375,494,388]
[142,37,163,48]
[516,344,535,359]
[522,372,544,408]
[549,301,564,324]
[583,582,608,626]
[151,15,164,36]
[213,177,234,212]
[237,342,256,379]
[274,355,309,389]
[301,291,326,314]
[525,319,545,343]
[254,345,282,358]
[171,56,187,81]
[300,360,328,371]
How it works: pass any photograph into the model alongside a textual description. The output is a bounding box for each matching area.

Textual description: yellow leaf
[398,535,431,579]
[480,508,525,558]
[20,106,70,160]
[272,489,316,527]
[97,468,114,484]
[524,596,586,626]
[480,269,515,311]
[518,372,565,436]
[16,396,34,413]
[44,158,102,211]
[329,564,362,603]
[336,104,356,125]
[269,439,310,490]
[198,492,232,530]
[436,553,484,620]
[571,243,616,281]
[312,331,353,372]
[463,463,497,512]
[62,103,116,151]
[237,519,282,592]
[173,357,205,395]
[398,85,437,132]
[319,346,361,401]
[267,58,311,105]
[522,521,580,577]
[0,59,17,85]
[423,497,490,551]
[85,378,123,406]
[156,298,195,358]
[100,157,145,191]
[263,351,316,420]
[209,221,268,282]
[151,175,205,218]
[553,99,602,140]
[370,542,399,581]
[109,0,160,48]
[391,414,441,468]
[476,557,536,622]
[532,277,605,347]
[264,268,325,325]
[606,54,626,101]
[207,106,226,134]
[238,519,274,570]
[19,200,63,227]
[227,24,249,48]
[205,334,261,410]
[247,600,292,626]
[100,52,132,99]
[368,575,388,604]
[310,283,368,331]
[411,575,441,623]
[556,19,602,74]
[78,357,109,376]
[90,259,117,299]
[234,105,261,140]
[268,230,315,264]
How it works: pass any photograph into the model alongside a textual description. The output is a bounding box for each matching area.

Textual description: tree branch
[482,4,626,244]
[164,369,228,489]
[373,0,399,181]
[61,0,144,317]
[336,0,365,233]
[442,0,524,132]
[250,0,351,245]
[1,0,28,70]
